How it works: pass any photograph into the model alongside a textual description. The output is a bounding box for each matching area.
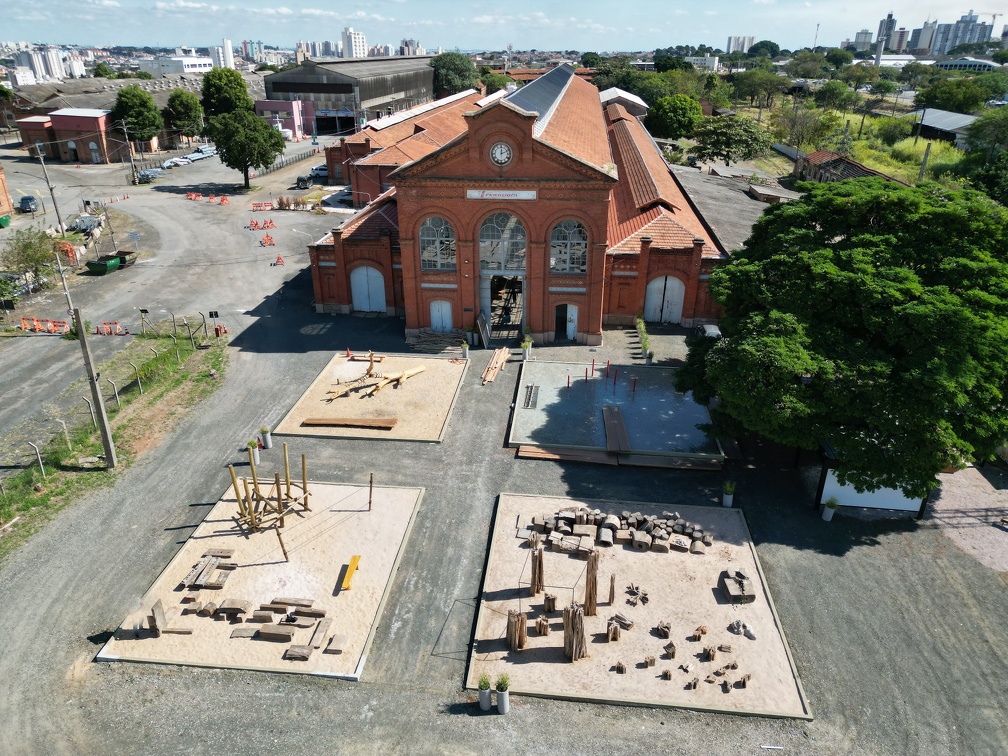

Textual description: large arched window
[418,216,456,270]
[479,213,526,273]
[549,220,588,274]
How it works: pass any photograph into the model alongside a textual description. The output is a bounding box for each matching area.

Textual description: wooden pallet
[516,446,619,465]
[407,332,464,354]
[481,348,509,385]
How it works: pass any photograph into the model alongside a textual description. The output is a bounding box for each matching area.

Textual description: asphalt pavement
[0,142,1005,755]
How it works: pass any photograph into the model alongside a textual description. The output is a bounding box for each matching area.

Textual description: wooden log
[301,453,309,511]
[607,620,620,642]
[274,524,289,563]
[202,548,235,559]
[584,550,598,617]
[197,602,217,617]
[150,599,167,636]
[615,661,626,674]
[324,634,348,654]
[301,417,398,430]
[272,597,314,607]
[294,607,326,619]
[563,604,588,661]
[160,627,193,635]
[310,618,333,649]
[258,624,296,642]
[608,574,615,605]
[664,641,677,659]
[535,616,550,636]
[230,627,258,639]
[275,472,285,529]
[506,610,527,651]
[645,655,656,667]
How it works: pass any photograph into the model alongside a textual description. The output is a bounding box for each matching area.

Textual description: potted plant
[521,335,532,361]
[465,325,476,346]
[477,673,492,711]
[260,426,273,449]
[722,480,736,507]
[247,439,259,465]
[495,673,510,714]
[645,350,655,366]
[461,340,469,359]
[822,496,839,522]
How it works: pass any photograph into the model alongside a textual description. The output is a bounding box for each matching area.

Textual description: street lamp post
[34,150,67,239]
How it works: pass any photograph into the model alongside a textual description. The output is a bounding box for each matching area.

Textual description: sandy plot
[98,482,422,679]
[273,353,466,442]
[467,494,811,718]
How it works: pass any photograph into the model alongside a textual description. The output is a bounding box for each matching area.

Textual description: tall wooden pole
[368,472,373,511]
[301,453,309,511]
[283,442,292,498]
[73,308,117,468]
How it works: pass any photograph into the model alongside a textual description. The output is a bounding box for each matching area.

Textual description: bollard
[28,442,45,479]
[632,377,637,393]
[592,359,595,376]
[567,375,570,388]
[585,367,588,382]
[82,396,97,429]
[606,359,610,377]
[130,361,143,395]
[107,378,120,408]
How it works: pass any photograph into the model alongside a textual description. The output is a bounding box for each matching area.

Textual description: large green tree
[205,109,285,188]
[201,67,253,119]
[733,69,787,108]
[974,151,1008,205]
[914,78,987,114]
[110,85,164,155]
[747,40,780,58]
[92,61,114,78]
[688,115,773,166]
[965,106,1008,156]
[676,179,1008,497]
[824,48,855,70]
[1,228,55,284]
[430,52,480,95]
[580,52,602,68]
[482,72,515,95]
[770,102,841,150]
[814,80,859,112]
[645,94,702,139]
[162,88,204,139]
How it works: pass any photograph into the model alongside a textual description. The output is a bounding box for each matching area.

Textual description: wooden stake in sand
[543,593,557,614]
[506,609,527,651]
[274,524,289,562]
[369,472,373,512]
[302,453,309,511]
[563,603,588,661]
[529,545,544,596]
[584,550,598,616]
[609,573,615,605]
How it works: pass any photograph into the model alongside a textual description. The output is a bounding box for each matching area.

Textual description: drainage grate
[523,385,540,409]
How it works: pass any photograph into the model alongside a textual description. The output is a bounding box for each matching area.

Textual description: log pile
[506,609,527,651]
[535,615,550,636]
[407,332,465,354]
[562,603,588,661]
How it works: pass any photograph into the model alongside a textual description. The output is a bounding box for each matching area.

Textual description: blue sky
[3,1,991,52]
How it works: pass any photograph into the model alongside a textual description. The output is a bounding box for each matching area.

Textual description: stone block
[597,528,614,547]
[670,536,690,552]
[651,537,670,553]
[690,540,706,555]
[614,529,632,544]
[602,514,621,531]
[631,531,652,551]
[572,523,597,540]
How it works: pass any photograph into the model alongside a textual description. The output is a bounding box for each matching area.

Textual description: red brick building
[15,108,131,164]
[309,65,724,345]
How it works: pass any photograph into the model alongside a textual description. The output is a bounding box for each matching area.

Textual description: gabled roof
[537,73,613,172]
[800,150,901,182]
[504,64,575,137]
[904,108,977,133]
[599,87,648,111]
[344,90,483,152]
[335,188,399,243]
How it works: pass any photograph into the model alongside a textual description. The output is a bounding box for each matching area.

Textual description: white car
[309,164,328,178]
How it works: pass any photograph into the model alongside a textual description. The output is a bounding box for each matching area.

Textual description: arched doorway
[644,276,686,324]
[89,142,101,164]
[429,300,452,333]
[479,213,526,340]
[67,140,78,162]
[349,265,386,313]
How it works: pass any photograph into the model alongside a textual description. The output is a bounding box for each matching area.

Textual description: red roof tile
[538,74,613,172]
[338,189,399,242]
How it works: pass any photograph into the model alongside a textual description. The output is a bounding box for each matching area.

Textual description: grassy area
[0,328,228,562]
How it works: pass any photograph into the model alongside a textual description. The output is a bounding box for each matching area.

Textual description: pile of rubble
[525,506,715,556]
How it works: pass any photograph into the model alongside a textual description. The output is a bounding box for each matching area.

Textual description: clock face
[490,142,512,166]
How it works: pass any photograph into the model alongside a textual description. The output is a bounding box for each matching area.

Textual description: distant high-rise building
[891,28,910,53]
[342,27,367,59]
[726,35,755,54]
[932,24,955,55]
[951,10,993,50]
[323,39,338,57]
[400,38,421,56]
[210,46,225,68]
[854,29,873,51]
[222,38,234,69]
[42,48,65,79]
[910,20,938,53]
[877,12,897,47]
[66,57,86,78]
[241,40,250,60]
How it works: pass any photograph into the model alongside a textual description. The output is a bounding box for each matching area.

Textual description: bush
[874,116,913,147]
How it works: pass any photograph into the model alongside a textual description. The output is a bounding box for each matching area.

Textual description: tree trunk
[244,165,250,189]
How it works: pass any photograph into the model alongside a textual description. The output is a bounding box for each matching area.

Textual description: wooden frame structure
[228,442,311,534]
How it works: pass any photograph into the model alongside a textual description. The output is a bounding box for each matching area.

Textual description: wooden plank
[271,597,314,607]
[310,618,333,649]
[231,626,259,639]
[289,617,315,629]
[161,627,193,635]
[258,624,296,642]
[150,599,167,635]
[301,417,397,430]
[202,548,234,558]
[324,634,348,654]
[517,446,619,465]
[341,555,361,590]
[260,603,289,613]
[602,406,630,452]
[202,570,230,589]
[218,599,252,615]
[294,606,327,618]
[249,611,275,623]
[284,645,313,661]
[348,353,386,362]
[192,557,221,588]
[180,556,211,588]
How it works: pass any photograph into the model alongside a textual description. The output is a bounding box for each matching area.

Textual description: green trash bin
[0,215,10,228]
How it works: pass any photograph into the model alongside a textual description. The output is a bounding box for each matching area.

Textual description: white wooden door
[430,300,452,333]
[349,266,386,313]
[565,304,578,340]
[644,276,686,324]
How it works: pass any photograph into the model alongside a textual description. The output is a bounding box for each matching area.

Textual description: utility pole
[118,119,138,184]
[73,307,117,468]
[35,150,67,239]
[103,207,120,254]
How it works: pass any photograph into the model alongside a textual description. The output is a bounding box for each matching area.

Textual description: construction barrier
[219,196,229,205]
[20,317,70,334]
[260,234,276,247]
[261,218,275,229]
[214,324,230,337]
[95,321,125,336]
[249,219,261,230]
[208,194,216,203]
[251,202,274,212]
[186,192,204,201]
[272,254,285,266]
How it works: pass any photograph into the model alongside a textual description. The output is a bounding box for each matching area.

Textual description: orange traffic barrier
[219,196,229,205]
[262,218,275,229]
[260,234,275,247]
[251,202,274,212]
[249,219,261,230]
[20,317,29,331]
[208,193,216,203]
[273,254,285,266]
[32,318,44,332]
[97,321,125,336]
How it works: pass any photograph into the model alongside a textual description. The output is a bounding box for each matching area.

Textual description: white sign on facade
[466,189,537,201]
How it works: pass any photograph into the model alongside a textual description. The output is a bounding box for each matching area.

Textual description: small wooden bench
[342,555,361,590]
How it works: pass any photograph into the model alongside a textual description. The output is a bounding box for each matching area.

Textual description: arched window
[549,220,589,274]
[418,216,456,270]
[479,213,526,273]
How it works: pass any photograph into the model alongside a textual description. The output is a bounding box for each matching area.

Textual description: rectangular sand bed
[509,361,720,457]
[273,353,467,442]
[98,481,422,679]
[467,494,811,718]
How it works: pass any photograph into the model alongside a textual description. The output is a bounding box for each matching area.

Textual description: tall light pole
[73,307,117,468]
[34,149,67,239]
[116,119,138,184]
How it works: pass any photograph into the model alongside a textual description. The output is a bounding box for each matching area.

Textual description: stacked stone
[529,506,714,555]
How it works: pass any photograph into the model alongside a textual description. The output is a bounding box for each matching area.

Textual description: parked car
[309,164,328,178]
[695,324,722,340]
[296,175,312,189]
[19,196,38,213]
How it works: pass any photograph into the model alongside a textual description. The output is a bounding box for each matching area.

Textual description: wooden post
[301,453,309,511]
[283,442,292,498]
[243,478,257,529]
[609,574,615,605]
[247,446,262,499]
[275,472,284,528]
[274,524,289,562]
[229,465,246,519]
[368,472,373,511]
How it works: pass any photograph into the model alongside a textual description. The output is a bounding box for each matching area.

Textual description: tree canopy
[688,115,772,166]
[645,94,702,139]
[92,61,114,78]
[205,109,285,188]
[0,85,12,104]
[824,48,855,69]
[733,69,787,109]
[162,88,204,139]
[201,67,253,119]
[1,228,55,284]
[580,52,602,68]
[914,78,988,114]
[482,72,515,95]
[431,52,480,95]
[110,85,164,142]
[966,106,1008,156]
[676,179,1008,497]
[747,40,780,58]
[814,80,859,112]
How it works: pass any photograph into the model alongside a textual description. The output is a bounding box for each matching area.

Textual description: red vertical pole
[585,367,588,382]
[632,377,637,393]
[567,375,570,387]
[592,359,595,376]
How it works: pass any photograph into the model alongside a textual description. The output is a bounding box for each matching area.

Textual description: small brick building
[16,108,131,164]
[309,66,724,345]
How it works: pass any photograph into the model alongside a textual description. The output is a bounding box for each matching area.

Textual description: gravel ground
[0,146,1005,755]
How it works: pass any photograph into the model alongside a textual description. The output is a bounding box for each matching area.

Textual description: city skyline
[3,0,1000,53]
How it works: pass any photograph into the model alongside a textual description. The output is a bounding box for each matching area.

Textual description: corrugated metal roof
[277,56,434,81]
[905,108,977,133]
[504,64,575,137]
[49,108,110,118]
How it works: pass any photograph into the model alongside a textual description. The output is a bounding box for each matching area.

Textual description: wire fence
[251,146,322,179]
